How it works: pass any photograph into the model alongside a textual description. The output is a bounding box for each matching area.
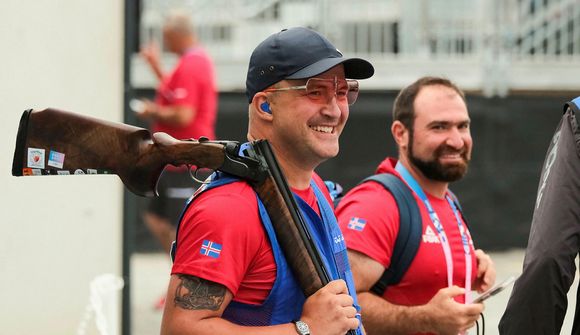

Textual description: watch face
[295,320,310,334]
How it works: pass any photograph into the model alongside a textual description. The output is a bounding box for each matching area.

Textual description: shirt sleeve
[171,182,265,295]
[335,182,401,268]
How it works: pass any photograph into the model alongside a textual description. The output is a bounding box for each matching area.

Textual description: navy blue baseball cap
[246,27,375,103]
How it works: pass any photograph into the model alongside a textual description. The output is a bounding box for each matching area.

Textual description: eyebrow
[426,119,471,127]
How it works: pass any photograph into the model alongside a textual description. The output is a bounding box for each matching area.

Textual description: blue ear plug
[260,102,271,114]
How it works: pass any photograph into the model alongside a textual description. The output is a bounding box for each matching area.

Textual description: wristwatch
[293,320,311,335]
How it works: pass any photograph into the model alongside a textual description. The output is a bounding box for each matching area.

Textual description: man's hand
[422,286,484,335]
[140,42,164,80]
[473,249,496,293]
[134,98,157,121]
[140,42,160,68]
[301,279,359,335]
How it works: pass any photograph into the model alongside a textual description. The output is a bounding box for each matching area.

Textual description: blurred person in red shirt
[135,10,217,267]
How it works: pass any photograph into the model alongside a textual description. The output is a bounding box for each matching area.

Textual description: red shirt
[154,47,217,141]
[171,173,332,305]
[336,158,477,309]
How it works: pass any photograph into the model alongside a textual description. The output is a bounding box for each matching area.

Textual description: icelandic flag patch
[347,217,367,231]
[200,240,222,258]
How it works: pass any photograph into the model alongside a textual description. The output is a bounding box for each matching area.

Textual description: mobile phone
[472,275,517,303]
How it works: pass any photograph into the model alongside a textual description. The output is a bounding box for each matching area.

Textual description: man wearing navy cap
[161,27,374,335]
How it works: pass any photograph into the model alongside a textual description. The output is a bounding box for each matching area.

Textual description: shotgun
[12,107,345,310]
[12,108,265,196]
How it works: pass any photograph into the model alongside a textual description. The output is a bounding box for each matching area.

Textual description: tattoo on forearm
[174,275,226,311]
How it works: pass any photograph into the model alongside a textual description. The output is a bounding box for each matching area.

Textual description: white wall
[0,1,124,334]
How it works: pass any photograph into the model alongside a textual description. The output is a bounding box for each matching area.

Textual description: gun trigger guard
[188,165,211,184]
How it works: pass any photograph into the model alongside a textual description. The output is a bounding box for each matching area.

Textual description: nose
[445,128,465,149]
[321,95,344,119]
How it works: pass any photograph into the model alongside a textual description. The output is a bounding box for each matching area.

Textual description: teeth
[310,125,333,133]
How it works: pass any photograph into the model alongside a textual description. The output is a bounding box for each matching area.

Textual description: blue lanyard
[395,162,473,300]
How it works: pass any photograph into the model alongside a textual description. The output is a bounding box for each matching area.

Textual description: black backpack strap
[362,173,423,296]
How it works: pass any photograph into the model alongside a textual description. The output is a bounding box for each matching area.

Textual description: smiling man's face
[406,84,472,182]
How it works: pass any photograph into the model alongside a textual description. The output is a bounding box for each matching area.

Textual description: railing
[511,0,580,59]
[132,0,580,96]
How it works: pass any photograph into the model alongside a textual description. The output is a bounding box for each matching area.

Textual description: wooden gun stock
[11,108,242,196]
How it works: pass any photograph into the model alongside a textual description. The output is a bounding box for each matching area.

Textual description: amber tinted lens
[304,78,334,104]
[346,80,359,105]
[304,78,359,105]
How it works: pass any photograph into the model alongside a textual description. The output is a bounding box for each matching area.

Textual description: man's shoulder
[181,179,261,233]
[341,174,401,208]
[335,173,403,232]
[199,178,255,200]
[192,179,258,212]
[181,48,214,67]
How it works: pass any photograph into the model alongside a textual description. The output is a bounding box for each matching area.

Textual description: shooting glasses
[264,77,360,105]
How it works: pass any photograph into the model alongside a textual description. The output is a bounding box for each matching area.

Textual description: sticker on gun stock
[27,148,45,169]
[23,168,43,176]
[48,150,65,169]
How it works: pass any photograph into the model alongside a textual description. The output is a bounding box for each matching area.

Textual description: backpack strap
[362,173,423,296]
[324,180,344,207]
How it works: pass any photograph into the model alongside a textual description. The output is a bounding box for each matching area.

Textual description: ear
[391,120,409,150]
[252,92,274,121]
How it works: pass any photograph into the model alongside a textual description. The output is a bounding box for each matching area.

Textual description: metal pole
[122,0,140,334]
